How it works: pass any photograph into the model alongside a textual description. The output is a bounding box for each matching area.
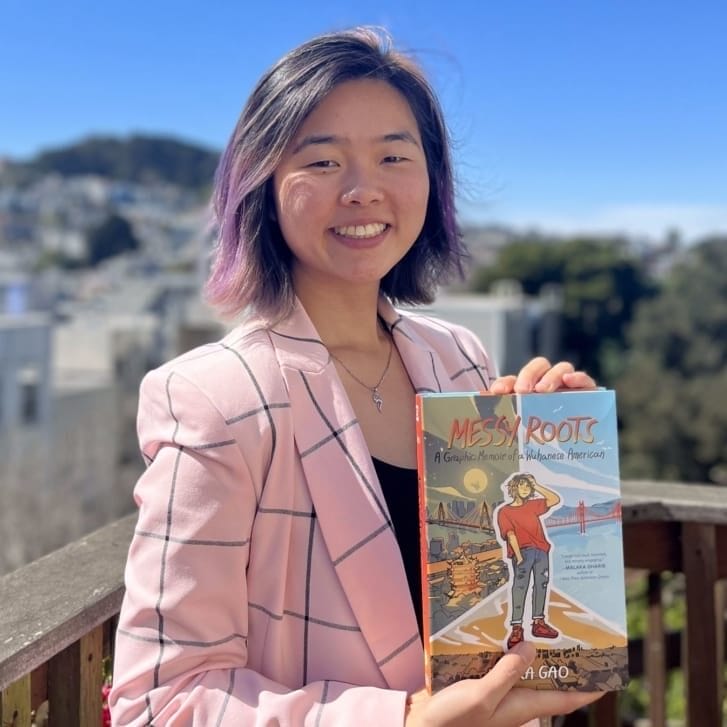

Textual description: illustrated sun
[463,468,488,494]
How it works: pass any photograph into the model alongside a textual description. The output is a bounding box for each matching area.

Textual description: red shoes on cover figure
[507,619,559,649]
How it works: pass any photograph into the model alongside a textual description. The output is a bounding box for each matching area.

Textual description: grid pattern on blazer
[110,298,496,726]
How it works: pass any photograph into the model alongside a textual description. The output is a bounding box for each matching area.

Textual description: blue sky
[2,0,726,240]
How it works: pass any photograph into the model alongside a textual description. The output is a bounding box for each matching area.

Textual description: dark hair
[507,473,537,498]
[206,27,466,319]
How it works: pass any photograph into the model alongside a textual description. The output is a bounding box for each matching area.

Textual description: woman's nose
[340,170,383,206]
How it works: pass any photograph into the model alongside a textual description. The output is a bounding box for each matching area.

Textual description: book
[415,390,629,692]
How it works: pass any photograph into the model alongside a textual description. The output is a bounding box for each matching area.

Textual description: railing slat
[46,627,104,727]
[682,522,721,727]
[48,639,80,727]
[30,661,48,717]
[591,690,619,726]
[80,627,103,727]
[646,572,666,727]
[1,673,31,727]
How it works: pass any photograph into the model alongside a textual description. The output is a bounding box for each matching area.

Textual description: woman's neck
[294,279,385,353]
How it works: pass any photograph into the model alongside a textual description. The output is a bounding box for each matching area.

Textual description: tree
[616,238,727,483]
[469,239,565,295]
[469,236,654,382]
[86,214,140,266]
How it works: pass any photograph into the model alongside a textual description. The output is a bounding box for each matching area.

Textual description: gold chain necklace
[329,334,393,413]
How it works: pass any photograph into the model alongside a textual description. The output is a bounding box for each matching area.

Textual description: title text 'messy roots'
[447,415,598,449]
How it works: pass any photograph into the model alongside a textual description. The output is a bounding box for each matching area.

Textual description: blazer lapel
[378,300,449,395]
[268,300,422,690]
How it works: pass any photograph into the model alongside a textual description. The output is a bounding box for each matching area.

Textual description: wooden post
[646,572,666,727]
[48,639,80,726]
[589,691,619,726]
[715,581,725,718]
[80,627,104,727]
[1,673,32,727]
[30,662,48,710]
[682,522,720,727]
[47,625,103,727]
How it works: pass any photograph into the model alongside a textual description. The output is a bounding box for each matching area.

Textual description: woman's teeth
[334,223,387,239]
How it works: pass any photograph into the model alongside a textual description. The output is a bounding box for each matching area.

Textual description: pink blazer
[110,298,496,726]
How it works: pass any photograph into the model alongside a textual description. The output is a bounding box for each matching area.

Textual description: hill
[1,134,220,190]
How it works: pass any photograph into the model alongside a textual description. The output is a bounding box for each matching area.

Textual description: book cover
[416,390,629,692]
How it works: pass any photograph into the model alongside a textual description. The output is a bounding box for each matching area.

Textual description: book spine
[415,394,433,693]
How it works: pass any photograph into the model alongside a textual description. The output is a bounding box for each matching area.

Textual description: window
[18,366,40,426]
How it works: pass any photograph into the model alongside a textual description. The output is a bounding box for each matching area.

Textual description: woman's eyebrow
[291,134,340,154]
[378,131,421,147]
[291,130,421,155]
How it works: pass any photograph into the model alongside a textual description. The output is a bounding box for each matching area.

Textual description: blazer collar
[267,296,445,391]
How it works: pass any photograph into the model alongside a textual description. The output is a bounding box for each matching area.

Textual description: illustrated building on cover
[416,391,629,692]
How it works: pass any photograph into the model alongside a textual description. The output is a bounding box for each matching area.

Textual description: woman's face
[272,78,430,298]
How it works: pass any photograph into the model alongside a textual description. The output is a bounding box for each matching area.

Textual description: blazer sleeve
[109,367,408,726]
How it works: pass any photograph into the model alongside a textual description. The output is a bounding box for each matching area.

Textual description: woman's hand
[489,357,596,395]
[405,643,601,727]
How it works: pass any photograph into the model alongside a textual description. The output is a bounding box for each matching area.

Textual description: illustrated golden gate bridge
[429,499,621,535]
[546,500,622,534]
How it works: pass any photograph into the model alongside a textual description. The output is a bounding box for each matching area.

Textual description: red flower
[101,679,112,727]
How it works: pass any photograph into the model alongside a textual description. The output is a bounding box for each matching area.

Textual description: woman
[110,28,600,726]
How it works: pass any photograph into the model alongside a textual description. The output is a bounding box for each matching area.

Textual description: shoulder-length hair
[206,26,467,320]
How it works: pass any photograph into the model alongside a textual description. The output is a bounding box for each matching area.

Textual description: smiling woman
[109,26,598,727]
[205,29,464,323]
[273,78,430,301]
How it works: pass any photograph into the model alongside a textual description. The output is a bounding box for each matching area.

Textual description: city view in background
[0,133,563,574]
[1,132,724,579]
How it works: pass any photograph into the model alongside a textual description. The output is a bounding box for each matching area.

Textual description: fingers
[532,361,575,392]
[406,646,537,726]
[559,370,597,390]
[489,375,517,394]
[489,359,596,395]
[491,357,555,394]
[516,357,555,392]
[474,642,536,708]
[495,688,604,727]
[411,643,603,727]
[490,356,553,394]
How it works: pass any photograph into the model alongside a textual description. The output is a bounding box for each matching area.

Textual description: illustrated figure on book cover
[495,473,561,650]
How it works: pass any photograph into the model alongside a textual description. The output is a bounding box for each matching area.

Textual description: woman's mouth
[333,223,388,239]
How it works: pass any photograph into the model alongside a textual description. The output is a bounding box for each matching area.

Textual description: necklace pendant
[372,388,383,413]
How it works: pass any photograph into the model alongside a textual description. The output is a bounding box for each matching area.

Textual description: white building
[417,285,562,377]
[0,314,123,574]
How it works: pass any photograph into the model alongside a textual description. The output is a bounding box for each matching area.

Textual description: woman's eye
[383,155,406,164]
[307,160,338,168]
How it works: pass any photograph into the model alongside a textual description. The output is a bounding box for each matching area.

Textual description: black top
[371,457,423,637]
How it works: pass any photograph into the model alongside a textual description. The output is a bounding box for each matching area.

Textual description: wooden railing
[0,483,725,726]
[619,480,727,727]
[0,516,134,726]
